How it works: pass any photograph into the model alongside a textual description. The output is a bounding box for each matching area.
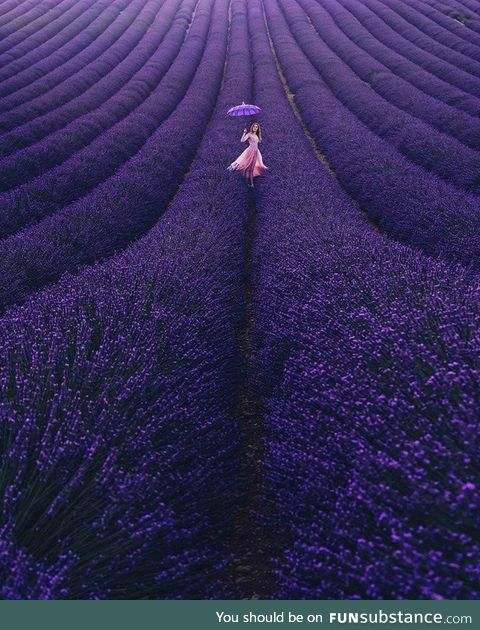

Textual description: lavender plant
[359,0,480,91]
[0,0,478,601]
[254,0,480,599]
[0,0,93,61]
[265,0,480,267]
[403,0,480,47]
[282,0,480,192]
[0,0,251,599]
[0,0,107,84]
[320,0,480,126]
[0,0,133,107]
[0,0,199,194]
[0,0,183,158]
[0,0,34,24]
[380,0,480,64]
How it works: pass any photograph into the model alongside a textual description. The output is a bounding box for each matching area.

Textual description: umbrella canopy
[227,101,261,116]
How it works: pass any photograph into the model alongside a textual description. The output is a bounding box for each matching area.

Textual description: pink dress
[227,131,268,179]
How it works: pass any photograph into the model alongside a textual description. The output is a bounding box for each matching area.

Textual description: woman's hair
[250,122,262,142]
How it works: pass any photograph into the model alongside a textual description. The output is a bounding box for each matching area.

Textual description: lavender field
[0,0,478,600]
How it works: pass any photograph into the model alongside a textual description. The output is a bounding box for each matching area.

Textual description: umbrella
[227,101,261,116]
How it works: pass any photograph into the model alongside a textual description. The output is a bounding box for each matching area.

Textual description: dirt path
[226,188,279,599]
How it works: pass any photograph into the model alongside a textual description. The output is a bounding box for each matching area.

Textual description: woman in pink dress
[227,122,268,188]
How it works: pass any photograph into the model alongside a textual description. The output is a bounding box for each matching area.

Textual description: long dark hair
[250,122,262,142]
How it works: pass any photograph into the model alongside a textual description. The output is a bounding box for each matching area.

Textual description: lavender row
[0,0,61,33]
[343,2,478,96]
[283,0,480,192]
[252,0,480,598]
[0,0,176,154]
[0,0,105,81]
[270,0,480,266]
[319,0,480,127]
[0,0,31,22]
[421,0,480,28]
[452,0,480,17]
[321,0,480,143]
[0,0,91,62]
[395,0,480,52]
[0,0,225,312]
[0,0,250,598]
[0,0,133,109]
[379,0,480,64]
[408,0,480,44]
[0,0,197,232]
[357,0,480,95]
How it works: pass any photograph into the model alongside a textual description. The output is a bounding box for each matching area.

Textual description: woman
[227,122,268,187]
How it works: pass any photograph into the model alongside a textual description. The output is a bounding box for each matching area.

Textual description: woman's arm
[241,128,249,142]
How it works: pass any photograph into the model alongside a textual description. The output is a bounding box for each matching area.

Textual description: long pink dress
[227,131,268,179]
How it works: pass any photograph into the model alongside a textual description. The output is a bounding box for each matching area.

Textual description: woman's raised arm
[241,128,249,142]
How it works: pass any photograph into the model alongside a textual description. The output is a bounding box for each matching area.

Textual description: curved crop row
[322,0,480,140]
[283,0,480,192]
[0,0,252,599]
[379,0,480,64]
[0,2,59,29]
[0,0,178,155]
[452,0,480,18]
[341,0,480,101]
[0,0,199,229]
[0,0,134,109]
[318,0,480,124]
[408,0,480,46]
[0,0,227,313]
[251,0,480,599]
[433,0,480,36]
[0,0,31,19]
[0,0,30,21]
[358,0,480,93]
[444,0,480,14]
[0,0,91,62]
[264,0,480,267]
[422,0,480,29]
[0,0,60,32]
[0,0,106,82]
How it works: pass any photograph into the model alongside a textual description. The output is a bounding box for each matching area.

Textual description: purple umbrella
[227,101,261,116]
